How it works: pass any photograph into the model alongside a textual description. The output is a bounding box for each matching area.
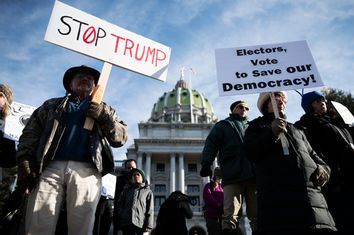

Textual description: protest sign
[331,101,354,126]
[45,0,171,82]
[4,101,36,141]
[215,40,323,96]
[101,173,117,198]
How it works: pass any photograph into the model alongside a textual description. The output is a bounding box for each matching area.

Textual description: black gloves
[86,101,104,120]
[18,160,32,178]
[200,165,212,178]
[271,118,287,137]
[311,165,330,188]
[18,160,37,192]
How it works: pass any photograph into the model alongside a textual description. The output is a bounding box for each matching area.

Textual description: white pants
[25,161,101,235]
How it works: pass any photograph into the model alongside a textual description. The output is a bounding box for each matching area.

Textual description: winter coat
[0,136,16,168]
[203,181,223,219]
[113,169,132,233]
[16,95,128,175]
[244,114,337,232]
[201,113,255,186]
[154,191,193,235]
[117,182,154,230]
[296,114,354,192]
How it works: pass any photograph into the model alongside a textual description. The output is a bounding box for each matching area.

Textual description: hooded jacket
[154,191,193,235]
[16,95,128,175]
[117,181,154,230]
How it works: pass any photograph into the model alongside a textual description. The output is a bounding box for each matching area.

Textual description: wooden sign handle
[84,62,112,130]
[270,92,289,155]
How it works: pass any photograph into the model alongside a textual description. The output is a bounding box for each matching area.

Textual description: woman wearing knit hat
[296,90,354,235]
[116,167,154,235]
[244,91,337,235]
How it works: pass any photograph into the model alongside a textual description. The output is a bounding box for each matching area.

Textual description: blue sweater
[54,97,91,162]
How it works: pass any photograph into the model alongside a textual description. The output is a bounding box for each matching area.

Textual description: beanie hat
[257,91,287,114]
[301,91,324,113]
[230,100,249,112]
[131,168,146,182]
[63,65,100,92]
[0,84,13,105]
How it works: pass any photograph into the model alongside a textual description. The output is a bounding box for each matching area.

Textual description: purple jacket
[203,182,223,219]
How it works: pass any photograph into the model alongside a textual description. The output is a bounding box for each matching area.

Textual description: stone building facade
[126,69,218,234]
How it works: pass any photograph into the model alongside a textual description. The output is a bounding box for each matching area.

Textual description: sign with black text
[45,1,171,81]
[215,40,324,96]
[4,102,36,141]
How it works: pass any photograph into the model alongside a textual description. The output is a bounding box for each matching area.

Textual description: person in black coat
[113,159,137,235]
[244,91,337,235]
[296,91,354,235]
[0,84,18,233]
[0,84,16,169]
[154,191,193,235]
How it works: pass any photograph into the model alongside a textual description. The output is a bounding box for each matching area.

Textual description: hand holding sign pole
[270,92,289,155]
[84,62,112,130]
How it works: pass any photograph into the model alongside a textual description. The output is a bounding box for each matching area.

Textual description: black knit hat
[301,91,325,113]
[63,65,100,92]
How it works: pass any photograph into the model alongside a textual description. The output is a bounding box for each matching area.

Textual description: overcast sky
[1,0,353,159]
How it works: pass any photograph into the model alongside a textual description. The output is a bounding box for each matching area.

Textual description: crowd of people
[0,66,196,235]
[201,91,353,235]
[0,65,354,235]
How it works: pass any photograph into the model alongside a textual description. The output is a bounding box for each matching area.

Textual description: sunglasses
[238,105,249,111]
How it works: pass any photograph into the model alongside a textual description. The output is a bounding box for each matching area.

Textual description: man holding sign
[244,91,337,235]
[16,65,128,235]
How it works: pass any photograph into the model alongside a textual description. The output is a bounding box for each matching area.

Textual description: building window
[156,163,165,172]
[155,184,166,193]
[154,196,166,211]
[187,185,199,193]
[189,196,201,212]
[188,163,197,172]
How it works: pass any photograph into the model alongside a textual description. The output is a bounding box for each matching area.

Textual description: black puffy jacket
[296,114,354,191]
[244,114,336,232]
[154,191,193,235]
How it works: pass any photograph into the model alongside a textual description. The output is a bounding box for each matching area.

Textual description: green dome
[150,79,217,123]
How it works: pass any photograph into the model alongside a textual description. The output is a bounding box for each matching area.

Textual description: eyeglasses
[238,105,249,111]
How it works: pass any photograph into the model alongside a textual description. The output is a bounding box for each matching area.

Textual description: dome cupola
[149,67,217,124]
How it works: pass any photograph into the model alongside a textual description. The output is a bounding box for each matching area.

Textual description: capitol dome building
[126,67,218,234]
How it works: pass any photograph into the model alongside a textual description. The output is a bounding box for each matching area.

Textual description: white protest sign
[331,101,354,126]
[4,101,36,141]
[215,40,324,96]
[45,1,171,81]
[101,173,117,198]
